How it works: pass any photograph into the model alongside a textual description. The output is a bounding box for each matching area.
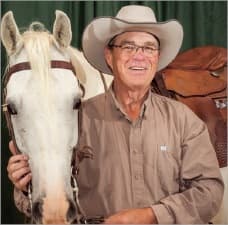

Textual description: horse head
[1,10,85,224]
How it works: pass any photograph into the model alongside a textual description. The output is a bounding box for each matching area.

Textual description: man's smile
[128,66,148,71]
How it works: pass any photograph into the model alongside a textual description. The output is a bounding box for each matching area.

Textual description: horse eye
[73,98,81,110]
[7,103,17,115]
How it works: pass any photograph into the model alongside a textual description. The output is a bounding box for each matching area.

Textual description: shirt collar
[108,84,152,121]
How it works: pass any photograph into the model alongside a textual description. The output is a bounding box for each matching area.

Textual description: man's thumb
[9,140,18,155]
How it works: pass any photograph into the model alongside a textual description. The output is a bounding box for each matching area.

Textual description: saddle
[152,46,227,168]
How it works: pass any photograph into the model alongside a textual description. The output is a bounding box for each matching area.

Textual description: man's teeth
[130,66,146,70]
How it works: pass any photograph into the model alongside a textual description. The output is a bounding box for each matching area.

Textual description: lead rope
[27,183,34,223]
[28,183,33,213]
[71,166,86,223]
[72,104,85,223]
[70,107,104,224]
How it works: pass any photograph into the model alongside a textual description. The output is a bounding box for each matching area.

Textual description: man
[7,5,224,223]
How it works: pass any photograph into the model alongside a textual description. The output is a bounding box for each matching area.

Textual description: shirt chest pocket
[156,144,180,193]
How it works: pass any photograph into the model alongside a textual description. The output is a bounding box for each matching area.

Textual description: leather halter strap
[2,60,76,155]
[4,60,76,86]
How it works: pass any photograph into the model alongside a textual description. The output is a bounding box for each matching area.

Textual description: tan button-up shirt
[14,88,224,223]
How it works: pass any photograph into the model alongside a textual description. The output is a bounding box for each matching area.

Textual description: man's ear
[104,47,113,71]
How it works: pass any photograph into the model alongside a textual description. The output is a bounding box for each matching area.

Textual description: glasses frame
[109,43,160,56]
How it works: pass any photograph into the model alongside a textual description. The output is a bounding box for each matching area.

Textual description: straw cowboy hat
[82,5,184,75]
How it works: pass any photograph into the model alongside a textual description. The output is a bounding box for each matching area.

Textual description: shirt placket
[129,119,145,207]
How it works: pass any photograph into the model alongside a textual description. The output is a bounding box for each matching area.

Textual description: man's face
[105,32,160,91]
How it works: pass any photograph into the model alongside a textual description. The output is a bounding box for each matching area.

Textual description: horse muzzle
[32,197,77,224]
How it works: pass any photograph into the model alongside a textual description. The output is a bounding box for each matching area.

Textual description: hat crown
[116,5,157,23]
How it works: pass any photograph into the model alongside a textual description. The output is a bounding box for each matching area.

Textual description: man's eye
[144,46,154,52]
[122,45,135,50]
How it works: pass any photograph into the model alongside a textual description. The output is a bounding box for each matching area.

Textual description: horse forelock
[20,29,73,110]
[22,31,51,85]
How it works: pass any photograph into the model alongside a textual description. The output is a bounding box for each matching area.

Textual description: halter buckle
[2,104,8,112]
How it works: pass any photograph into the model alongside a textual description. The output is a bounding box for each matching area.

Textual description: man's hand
[104,207,158,224]
[7,141,31,192]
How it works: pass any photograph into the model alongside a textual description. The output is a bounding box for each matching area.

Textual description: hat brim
[82,17,183,75]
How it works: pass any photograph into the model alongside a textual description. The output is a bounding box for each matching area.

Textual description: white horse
[1,10,112,224]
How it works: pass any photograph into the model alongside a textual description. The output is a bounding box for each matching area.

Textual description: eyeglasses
[109,43,160,57]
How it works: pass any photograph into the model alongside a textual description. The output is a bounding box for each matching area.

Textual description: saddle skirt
[152,45,227,168]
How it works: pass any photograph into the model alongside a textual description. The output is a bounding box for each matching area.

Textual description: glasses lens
[116,43,159,56]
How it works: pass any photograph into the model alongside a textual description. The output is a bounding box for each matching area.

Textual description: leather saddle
[152,45,227,168]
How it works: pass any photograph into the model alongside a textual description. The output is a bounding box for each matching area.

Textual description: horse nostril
[67,199,77,223]
[32,199,43,223]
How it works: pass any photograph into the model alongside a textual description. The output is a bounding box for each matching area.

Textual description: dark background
[1,1,227,224]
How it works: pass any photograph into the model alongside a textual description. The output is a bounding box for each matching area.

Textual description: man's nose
[132,47,146,59]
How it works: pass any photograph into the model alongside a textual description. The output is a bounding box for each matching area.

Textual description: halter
[1,60,102,224]
[2,60,79,153]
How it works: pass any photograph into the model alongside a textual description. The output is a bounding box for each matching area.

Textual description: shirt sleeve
[14,187,32,217]
[151,104,224,224]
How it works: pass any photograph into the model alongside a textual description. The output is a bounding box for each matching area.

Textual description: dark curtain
[1,1,227,223]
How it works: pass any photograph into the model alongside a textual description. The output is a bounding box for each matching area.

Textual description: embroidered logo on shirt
[160,145,168,151]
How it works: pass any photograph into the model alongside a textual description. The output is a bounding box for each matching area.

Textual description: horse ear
[53,10,72,48]
[1,11,21,55]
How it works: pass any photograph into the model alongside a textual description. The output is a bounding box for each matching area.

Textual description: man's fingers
[9,140,18,155]
[7,143,31,192]
[9,167,31,182]
[15,172,32,191]
[8,160,29,174]
[8,154,28,166]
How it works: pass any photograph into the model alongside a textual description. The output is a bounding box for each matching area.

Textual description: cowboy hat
[82,5,184,74]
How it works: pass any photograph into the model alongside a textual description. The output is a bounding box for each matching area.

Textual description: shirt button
[135,174,143,180]
[133,149,137,154]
